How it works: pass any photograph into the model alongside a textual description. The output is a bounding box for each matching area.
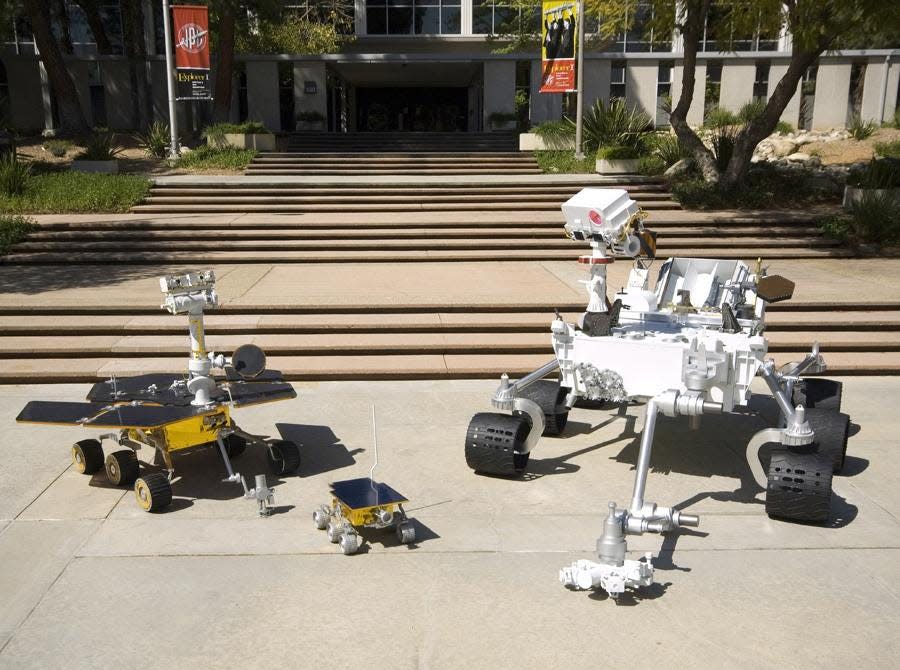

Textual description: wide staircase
[248,132,535,176]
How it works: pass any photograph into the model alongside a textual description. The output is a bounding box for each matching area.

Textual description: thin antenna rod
[369,405,379,503]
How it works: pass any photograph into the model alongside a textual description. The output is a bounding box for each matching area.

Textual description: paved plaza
[0,376,897,669]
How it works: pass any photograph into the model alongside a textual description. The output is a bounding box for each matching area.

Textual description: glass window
[366,0,460,34]
[798,65,817,130]
[0,60,9,125]
[88,61,107,127]
[753,61,769,101]
[704,60,722,118]
[609,1,671,53]
[279,61,294,131]
[471,1,540,36]
[846,62,866,123]
[610,60,626,100]
[656,60,672,126]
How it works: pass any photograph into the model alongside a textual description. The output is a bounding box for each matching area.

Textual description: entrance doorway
[356,87,468,132]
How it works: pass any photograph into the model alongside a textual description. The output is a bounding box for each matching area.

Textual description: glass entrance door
[356,87,468,132]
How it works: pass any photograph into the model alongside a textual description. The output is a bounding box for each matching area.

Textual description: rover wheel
[340,533,359,555]
[765,450,832,524]
[792,379,842,412]
[313,506,330,530]
[326,521,343,543]
[223,433,247,459]
[105,450,139,487]
[805,408,850,474]
[72,439,104,475]
[396,522,416,545]
[518,379,570,436]
[134,473,173,513]
[464,412,532,477]
[266,440,300,475]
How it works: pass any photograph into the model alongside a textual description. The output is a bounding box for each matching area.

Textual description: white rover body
[464,189,850,600]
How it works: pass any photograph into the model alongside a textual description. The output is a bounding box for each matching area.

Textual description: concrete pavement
[0,377,898,669]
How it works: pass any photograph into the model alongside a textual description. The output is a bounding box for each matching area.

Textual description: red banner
[173,5,210,70]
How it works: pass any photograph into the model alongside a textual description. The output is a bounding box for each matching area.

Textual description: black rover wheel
[765,450,832,523]
[223,433,247,459]
[134,473,173,513]
[72,439,104,475]
[805,408,850,473]
[105,450,139,486]
[792,379,842,412]
[464,412,531,476]
[267,440,300,475]
[518,379,570,436]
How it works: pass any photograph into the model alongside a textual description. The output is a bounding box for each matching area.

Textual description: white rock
[786,152,811,162]
[664,158,693,177]
[771,139,798,157]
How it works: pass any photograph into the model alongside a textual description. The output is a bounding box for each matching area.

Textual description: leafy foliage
[703,106,739,129]
[821,193,900,245]
[580,98,653,154]
[533,150,596,174]
[236,8,353,54]
[0,215,36,254]
[596,145,640,159]
[645,132,688,168]
[0,153,31,195]
[847,159,900,189]
[43,139,72,157]
[738,99,767,123]
[203,122,270,149]
[709,126,737,172]
[0,172,150,213]
[175,145,257,171]
[75,129,123,161]
[134,121,171,158]
[847,115,878,140]
[775,121,795,134]
[875,140,900,159]
[638,155,667,175]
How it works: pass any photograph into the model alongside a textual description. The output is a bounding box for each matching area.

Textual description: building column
[582,58,611,111]
[625,61,658,119]
[718,61,755,112]
[767,62,800,126]
[294,61,328,130]
[483,60,516,131]
[811,60,851,129]
[672,62,706,126]
[246,60,281,132]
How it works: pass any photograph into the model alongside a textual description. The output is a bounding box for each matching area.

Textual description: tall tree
[74,0,113,55]
[592,0,900,189]
[51,0,73,54]
[22,0,89,134]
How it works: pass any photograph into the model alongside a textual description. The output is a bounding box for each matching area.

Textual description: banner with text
[172,5,211,100]
[540,0,578,93]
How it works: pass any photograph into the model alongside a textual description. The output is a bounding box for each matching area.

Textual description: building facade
[1,1,898,134]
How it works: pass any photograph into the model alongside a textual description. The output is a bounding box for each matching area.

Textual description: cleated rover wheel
[340,532,359,555]
[223,433,247,459]
[518,379,571,436]
[105,450,139,486]
[792,379,842,412]
[313,506,330,530]
[134,473,173,513]
[72,439,104,475]
[804,408,850,473]
[396,522,416,545]
[266,440,300,475]
[765,450,832,523]
[326,521,343,543]
[464,412,532,476]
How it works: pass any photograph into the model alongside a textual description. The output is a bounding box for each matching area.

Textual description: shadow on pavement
[276,423,361,478]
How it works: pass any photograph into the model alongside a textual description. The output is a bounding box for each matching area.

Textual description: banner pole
[161,0,179,159]
[573,0,585,159]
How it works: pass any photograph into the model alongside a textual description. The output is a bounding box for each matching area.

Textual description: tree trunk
[213,11,236,123]
[720,46,825,188]
[213,11,234,123]
[52,0,74,54]
[668,0,719,182]
[23,0,89,135]
[121,0,150,129]
[75,0,114,55]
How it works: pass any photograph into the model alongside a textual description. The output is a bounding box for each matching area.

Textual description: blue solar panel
[330,477,407,510]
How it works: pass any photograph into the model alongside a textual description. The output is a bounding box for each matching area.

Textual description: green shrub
[43,139,72,157]
[703,106,739,129]
[645,132,688,167]
[581,98,653,154]
[775,121,795,134]
[0,214,36,254]
[135,121,170,158]
[0,154,31,196]
[203,121,271,149]
[847,158,900,189]
[175,145,257,171]
[874,140,900,159]
[738,99,767,123]
[847,115,877,141]
[818,213,854,241]
[710,126,737,172]
[597,145,639,160]
[638,155,667,176]
[848,191,900,244]
[75,129,123,161]
[889,109,900,129]
[533,150,595,174]
[532,119,574,139]
[0,172,149,213]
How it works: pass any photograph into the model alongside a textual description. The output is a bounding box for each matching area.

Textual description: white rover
[464,189,850,599]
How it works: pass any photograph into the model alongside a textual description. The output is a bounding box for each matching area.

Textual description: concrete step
[1,350,895,383]
[146,184,671,195]
[12,236,840,253]
[243,169,546,176]
[130,201,684,213]
[22,226,824,242]
[1,330,896,358]
[259,152,535,159]
[139,193,675,205]
[0,247,855,264]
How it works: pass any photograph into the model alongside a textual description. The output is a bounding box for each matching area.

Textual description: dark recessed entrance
[356,87,468,132]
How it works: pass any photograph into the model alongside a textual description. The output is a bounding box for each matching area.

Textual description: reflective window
[610,60,626,100]
[753,61,769,101]
[610,1,671,53]
[366,0,461,35]
[656,60,672,126]
[472,1,540,36]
